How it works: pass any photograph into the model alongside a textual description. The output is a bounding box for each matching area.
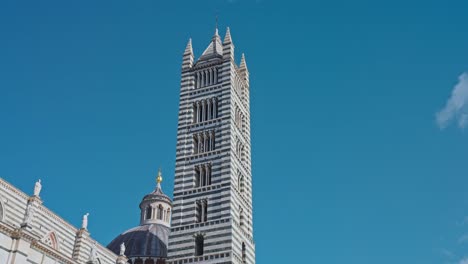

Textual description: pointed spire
[212,23,221,54]
[182,38,194,70]
[240,53,248,71]
[214,16,219,38]
[223,27,232,44]
[184,38,193,56]
[199,27,223,59]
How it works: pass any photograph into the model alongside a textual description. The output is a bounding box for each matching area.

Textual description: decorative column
[201,71,205,87]
[214,67,218,84]
[211,131,215,150]
[198,133,203,153]
[196,102,200,123]
[213,98,217,118]
[201,100,206,122]
[200,200,205,222]
[207,99,212,120]
[210,68,214,85]
[204,164,210,186]
[200,165,205,187]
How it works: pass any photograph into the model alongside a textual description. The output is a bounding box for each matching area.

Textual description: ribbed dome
[107,224,170,258]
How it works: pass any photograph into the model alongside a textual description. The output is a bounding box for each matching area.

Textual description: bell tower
[168,27,255,264]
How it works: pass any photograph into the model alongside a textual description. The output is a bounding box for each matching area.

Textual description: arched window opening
[195,164,212,188]
[193,103,197,123]
[157,205,163,220]
[166,208,171,222]
[196,200,207,223]
[238,174,245,193]
[239,208,245,228]
[196,201,202,223]
[146,206,152,220]
[242,242,246,263]
[195,166,201,187]
[203,201,208,222]
[203,100,208,121]
[195,235,204,256]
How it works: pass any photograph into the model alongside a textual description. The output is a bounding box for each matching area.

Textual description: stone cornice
[31,239,77,264]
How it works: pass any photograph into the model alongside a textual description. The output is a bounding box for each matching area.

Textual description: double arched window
[195,199,208,223]
[195,163,212,187]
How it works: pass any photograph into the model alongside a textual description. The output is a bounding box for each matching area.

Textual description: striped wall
[0,178,118,264]
[168,28,255,264]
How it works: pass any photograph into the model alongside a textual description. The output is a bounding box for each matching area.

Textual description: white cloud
[460,257,468,264]
[436,73,468,129]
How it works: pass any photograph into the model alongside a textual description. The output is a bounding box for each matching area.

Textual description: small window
[196,202,202,223]
[166,208,171,222]
[195,235,204,256]
[242,242,246,262]
[157,205,163,220]
[146,207,152,220]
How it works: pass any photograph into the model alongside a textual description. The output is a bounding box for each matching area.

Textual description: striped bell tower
[168,27,255,264]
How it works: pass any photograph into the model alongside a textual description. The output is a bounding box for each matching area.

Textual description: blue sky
[1,0,468,263]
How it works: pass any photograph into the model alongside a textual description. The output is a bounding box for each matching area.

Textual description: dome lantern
[107,169,173,261]
[139,169,172,227]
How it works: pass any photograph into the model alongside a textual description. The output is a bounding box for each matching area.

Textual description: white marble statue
[33,179,42,196]
[23,203,34,225]
[119,242,125,256]
[89,242,97,261]
[82,213,89,229]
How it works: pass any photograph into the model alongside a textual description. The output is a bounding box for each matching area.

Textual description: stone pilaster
[72,228,89,262]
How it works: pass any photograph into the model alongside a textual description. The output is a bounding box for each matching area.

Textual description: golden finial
[156,168,163,184]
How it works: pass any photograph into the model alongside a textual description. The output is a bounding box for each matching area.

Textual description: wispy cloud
[442,248,456,259]
[458,234,468,244]
[436,73,468,130]
[460,257,468,264]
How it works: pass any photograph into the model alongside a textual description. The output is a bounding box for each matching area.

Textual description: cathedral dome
[107,224,170,258]
[107,169,172,260]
